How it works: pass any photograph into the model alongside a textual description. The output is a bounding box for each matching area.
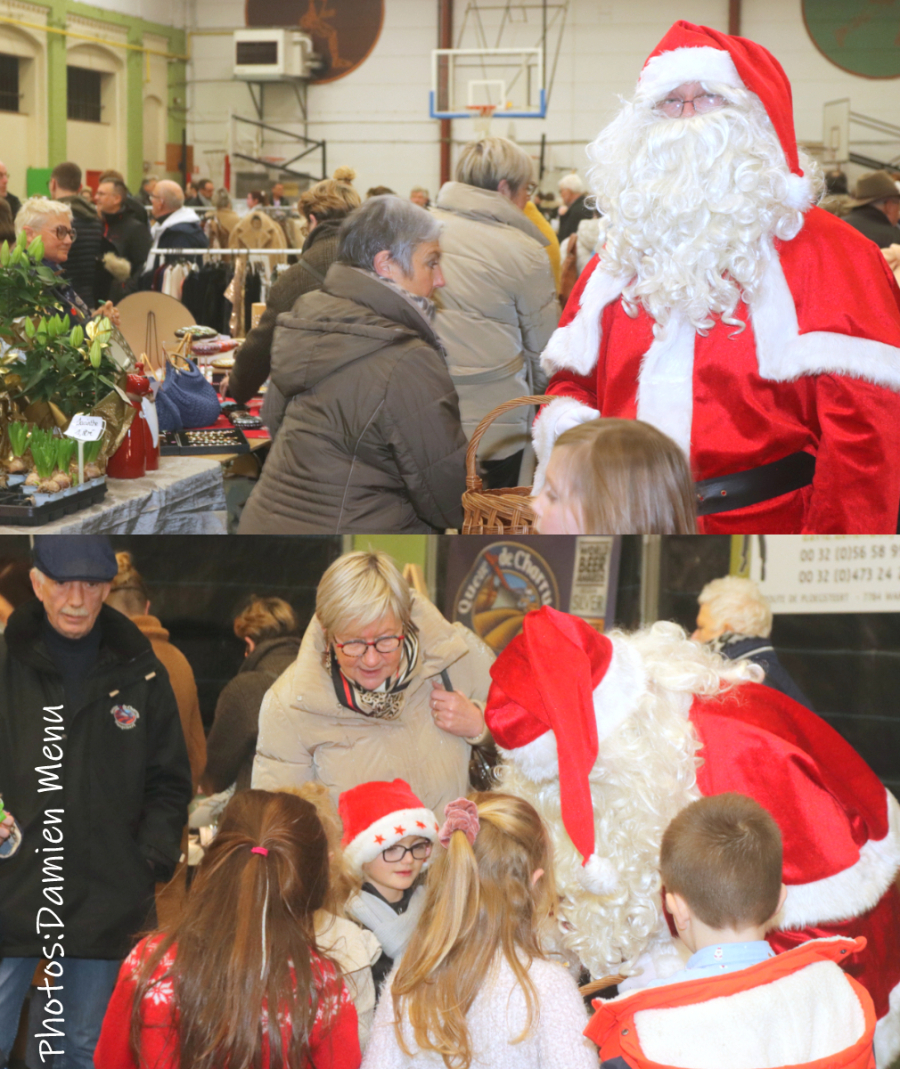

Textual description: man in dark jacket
[0,159,21,223]
[0,536,191,1068]
[140,179,208,287]
[96,177,153,301]
[49,161,103,309]
[843,170,900,248]
[692,575,814,709]
[556,173,595,243]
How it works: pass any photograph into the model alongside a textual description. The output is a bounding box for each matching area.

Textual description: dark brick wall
[0,535,342,730]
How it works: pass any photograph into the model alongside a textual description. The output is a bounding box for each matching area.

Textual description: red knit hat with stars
[637,21,813,210]
[339,779,439,875]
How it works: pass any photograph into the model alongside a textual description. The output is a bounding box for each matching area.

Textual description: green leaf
[24,318,35,339]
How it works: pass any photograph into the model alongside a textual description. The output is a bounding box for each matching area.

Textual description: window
[0,53,18,113]
[67,66,102,122]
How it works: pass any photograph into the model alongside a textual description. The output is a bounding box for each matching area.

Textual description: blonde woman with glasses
[15,196,119,326]
[251,550,495,815]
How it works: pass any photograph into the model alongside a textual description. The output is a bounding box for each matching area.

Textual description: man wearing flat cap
[0,536,192,1068]
[843,170,900,248]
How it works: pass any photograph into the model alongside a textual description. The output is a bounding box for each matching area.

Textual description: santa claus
[485,606,900,1065]
[534,22,900,533]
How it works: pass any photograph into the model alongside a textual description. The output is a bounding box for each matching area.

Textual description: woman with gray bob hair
[338,194,440,277]
[239,195,468,535]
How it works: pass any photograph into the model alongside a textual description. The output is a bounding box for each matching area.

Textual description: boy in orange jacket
[586,793,876,1069]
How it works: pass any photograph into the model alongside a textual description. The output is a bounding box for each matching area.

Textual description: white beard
[586,89,820,336]
[494,624,762,980]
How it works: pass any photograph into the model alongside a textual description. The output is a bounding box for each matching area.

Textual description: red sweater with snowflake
[94,935,361,1069]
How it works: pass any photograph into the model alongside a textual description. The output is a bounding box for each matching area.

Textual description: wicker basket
[461,395,555,534]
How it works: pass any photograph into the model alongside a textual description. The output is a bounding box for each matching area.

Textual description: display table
[0,457,227,534]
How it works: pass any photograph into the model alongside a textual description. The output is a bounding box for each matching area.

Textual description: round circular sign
[803,0,900,79]
[245,0,385,84]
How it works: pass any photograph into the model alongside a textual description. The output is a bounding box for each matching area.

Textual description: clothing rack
[151,247,307,256]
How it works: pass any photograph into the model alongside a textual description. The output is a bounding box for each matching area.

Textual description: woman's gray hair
[15,196,72,235]
[455,135,534,194]
[338,195,440,274]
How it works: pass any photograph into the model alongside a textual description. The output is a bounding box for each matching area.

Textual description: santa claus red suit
[484,607,900,1067]
[534,22,900,533]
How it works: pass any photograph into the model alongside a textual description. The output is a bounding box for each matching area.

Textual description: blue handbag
[156,358,221,432]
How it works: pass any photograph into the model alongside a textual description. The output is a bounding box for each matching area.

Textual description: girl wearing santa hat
[361,792,597,1069]
[95,790,360,1069]
[339,778,440,996]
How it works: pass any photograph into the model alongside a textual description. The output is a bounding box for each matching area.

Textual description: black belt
[695,452,816,516]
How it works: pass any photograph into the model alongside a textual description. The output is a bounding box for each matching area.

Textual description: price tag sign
[65,414,105,442]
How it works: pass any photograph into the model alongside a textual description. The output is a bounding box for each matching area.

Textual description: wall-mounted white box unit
[233,29,319,82]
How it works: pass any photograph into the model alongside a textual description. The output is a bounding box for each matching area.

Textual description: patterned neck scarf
[329,632,419,719]
[353,266,437,323]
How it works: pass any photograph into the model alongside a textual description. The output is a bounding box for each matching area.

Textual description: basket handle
[465,394,556,489]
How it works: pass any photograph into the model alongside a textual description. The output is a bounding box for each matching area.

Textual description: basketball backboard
[822,99,850,165]
[430,47,546,120]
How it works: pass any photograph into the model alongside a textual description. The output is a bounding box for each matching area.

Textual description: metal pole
[639,535,661,627]
[439,0,453,186]
[728,0,741,36]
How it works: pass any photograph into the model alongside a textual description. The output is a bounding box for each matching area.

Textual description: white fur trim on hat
[531,396,600,494]
[343,806,440,874]
[779,788,900,930]
[578,853,620,895]
[499,636,648,783]
[784,172,815,211]
[638,45,744,101]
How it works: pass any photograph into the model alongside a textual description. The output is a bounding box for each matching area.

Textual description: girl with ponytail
[95,789,361,1069]
[362,792,596,1069]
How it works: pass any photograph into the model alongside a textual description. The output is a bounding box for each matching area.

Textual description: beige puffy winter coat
[432,182,559,461]
[251,594,495,815]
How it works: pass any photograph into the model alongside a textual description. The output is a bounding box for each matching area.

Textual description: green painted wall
[350,535,429,572]
[30,0,186,191]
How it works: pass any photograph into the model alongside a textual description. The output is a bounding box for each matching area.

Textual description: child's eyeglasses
[382,841,432,863]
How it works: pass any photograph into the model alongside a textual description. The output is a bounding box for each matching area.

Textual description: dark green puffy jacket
[239,262,467,534]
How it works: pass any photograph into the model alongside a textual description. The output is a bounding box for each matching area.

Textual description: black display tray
[0,480,108,526]
[159,427,250,456]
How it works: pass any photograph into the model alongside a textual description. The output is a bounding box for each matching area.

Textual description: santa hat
[637,20,813,211]
[484,607,645,895]
[339,779,439,875]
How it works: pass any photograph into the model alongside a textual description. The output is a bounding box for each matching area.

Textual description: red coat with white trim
[587,937,877,1069]
[687,682,900,1039]
[537,208,900,533]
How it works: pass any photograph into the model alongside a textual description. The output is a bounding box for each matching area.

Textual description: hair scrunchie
[438,797,479,848]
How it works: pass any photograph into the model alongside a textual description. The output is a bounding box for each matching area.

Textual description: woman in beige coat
[251,551,495,816]
[432,136,560,488]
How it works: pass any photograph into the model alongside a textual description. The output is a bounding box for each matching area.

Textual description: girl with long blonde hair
[362,792,597,1069]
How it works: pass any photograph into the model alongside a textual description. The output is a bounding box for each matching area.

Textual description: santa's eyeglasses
[654,92,727,118]
[381,841,432,863]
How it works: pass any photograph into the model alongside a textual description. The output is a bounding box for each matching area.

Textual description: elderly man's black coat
[0,601,191,959]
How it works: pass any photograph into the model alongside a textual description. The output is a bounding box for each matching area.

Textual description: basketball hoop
[466,103,497,138]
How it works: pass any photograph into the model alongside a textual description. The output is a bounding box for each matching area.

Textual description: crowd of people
[4,22,899,534]
[0,536,895,1069]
